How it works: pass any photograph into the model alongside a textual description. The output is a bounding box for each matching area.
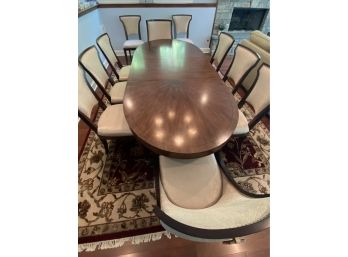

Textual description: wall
[78,8,104,55]
[98,7,216,53]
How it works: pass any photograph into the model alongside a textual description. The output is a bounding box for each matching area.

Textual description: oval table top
[123,39,239,158]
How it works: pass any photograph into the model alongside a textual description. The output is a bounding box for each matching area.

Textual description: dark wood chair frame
[210,32,235,72]
[146,19,173,42]
[172,14,192,39]
[96,33,125,81]
[223,44,261,95]
[78,69,119,154]
[153,153,270,241]
[78,45,116,105]
[119,15,142,65]
[235,63,270,135]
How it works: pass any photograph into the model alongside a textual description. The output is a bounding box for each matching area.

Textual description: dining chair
[154,154,269,242]
[172,14,193,44]
[78,66,132,154]
[79,46,127,105]
[210,32,235,72]
[223,44,261,95]
[119,15,145,64]
[96,33,131,81]
[146,19,173,41]
[233,64,270,136]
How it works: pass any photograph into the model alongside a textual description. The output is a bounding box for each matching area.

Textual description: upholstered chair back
[172,15,192,38]
[211,32,234,71]
[96,34,119,69]
[78,66,98,119]
[79,46,109,89]
[246,64,270,114]
[119,15,141,39]
[146,20,172,41]
[226,44,260,86]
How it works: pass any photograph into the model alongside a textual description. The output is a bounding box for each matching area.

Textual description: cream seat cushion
[177,38,194,44]
[160,171,269,230]
[160,154,222,209]
[233,109,249,135]
[109,81,127,104]
[119,65,130,81]
[123,40,144,49]
[97,104,132,137]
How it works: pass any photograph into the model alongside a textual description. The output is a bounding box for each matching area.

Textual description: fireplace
[229,8,268,31]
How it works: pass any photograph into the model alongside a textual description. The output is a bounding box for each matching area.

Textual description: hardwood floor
[79,229,269,257]
[78,54,270,257]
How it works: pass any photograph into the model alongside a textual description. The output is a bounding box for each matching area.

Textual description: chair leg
[100,137,109,154]
[129,49,133,63]
[124,49,128,65]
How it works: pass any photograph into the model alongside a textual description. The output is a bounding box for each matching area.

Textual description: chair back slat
[147,19,172,41]
[78,66,98,119]
[172,15,192,38]
[247,64,270,114]
[226,45,260,86]
[211,32,234,71]
[120,15,141,39]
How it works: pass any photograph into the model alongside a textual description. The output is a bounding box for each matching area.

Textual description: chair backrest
[210,32,234,72]
[172,15,192,39]
[119,15,142,40]
[78,66,98,120]
[79,45,111,89]
[96,33,122,76]
[224,44,260,87]
[245,64,270,115]
[146,19,173,41]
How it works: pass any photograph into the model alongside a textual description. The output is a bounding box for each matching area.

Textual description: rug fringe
[78,231,173,252]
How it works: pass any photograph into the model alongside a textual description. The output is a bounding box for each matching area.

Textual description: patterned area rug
[78,89,270,244]
[218,85,270,196]
[78,128,162,243]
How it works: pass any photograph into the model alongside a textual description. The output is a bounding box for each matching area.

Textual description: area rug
[78,89,270,246]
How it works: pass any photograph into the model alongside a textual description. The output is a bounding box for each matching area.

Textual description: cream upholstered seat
[109,81,127,104]
[118,65,131,81]
[119,15,144,64]
[233,64,270,136]
[97,104,131,137]
[79,45,127,104]
[146,19,172,41]
[210,32,235,72]
[78,65,132,153]
[160,155,222,209]
[223,44,261,94]
[172,15,194,45]
[233,109,249,135]
[123,39,144,48]
[155,154,270,242]
[96,33,130,81]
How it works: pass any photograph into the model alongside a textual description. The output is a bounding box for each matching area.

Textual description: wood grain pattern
[123,40,238,158]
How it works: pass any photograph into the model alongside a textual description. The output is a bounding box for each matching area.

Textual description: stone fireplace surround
[211,0,270,53]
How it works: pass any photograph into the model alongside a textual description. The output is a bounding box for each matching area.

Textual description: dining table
[123,39,239,159]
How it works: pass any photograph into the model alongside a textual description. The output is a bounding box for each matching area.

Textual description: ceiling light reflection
[124,98,134,109]
[188,127,197,137]
[155,130,165,140]
[168,110,175,119]
[200,93,208,105]
[154,117,163,126]
[173,135,184,146]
